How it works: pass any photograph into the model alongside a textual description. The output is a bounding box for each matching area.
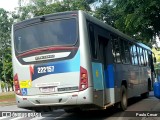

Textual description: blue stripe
[32,50,80,80]
[104,64,114,88]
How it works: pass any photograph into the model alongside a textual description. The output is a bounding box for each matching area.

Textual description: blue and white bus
[11,10,155,112]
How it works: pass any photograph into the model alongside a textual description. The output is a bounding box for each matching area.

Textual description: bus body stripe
[32,50,80,80]
[104,64,114,88]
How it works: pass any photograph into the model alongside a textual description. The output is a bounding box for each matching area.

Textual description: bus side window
[88,23,97,59]
[124,40,131,64]
[129,43,134,65]
[139,47,144,66]
[111,35,121,63]
[120,39,125,63]
[134,45,139,65]
[145,50,149,66]
[137,46,141,66]
[131,45,138,65]
[142,49,147,66]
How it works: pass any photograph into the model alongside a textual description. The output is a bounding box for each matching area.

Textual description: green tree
[0,8,13,91]
[2,47,13,91]
[113,0,160,46]
[14,0,91,21]
[94,2,116,27]
[34,0,91,16]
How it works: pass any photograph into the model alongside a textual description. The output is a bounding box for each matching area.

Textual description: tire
[120,85,128,111]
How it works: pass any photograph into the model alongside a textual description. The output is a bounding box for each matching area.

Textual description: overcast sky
[0,0,18,11]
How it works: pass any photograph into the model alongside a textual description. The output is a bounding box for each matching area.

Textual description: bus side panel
[92,62,104,90]
[104,64,115,104]
[92,62,104,107]
[114,63,149,103]
[76,11,94,105]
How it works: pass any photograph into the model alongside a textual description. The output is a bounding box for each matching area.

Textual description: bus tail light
[79,66,88,91]
[14,74,21,95]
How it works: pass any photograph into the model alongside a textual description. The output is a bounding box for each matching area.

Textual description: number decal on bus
[37,66,54,73]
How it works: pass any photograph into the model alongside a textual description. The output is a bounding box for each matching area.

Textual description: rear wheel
[120,85,127,111]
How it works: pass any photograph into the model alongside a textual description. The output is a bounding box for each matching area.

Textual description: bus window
[124,41,131,64]
[111,35,121,63]
[130,43,134,65]
[88,23,97,59]
[139,47,144,66]
[120,39,125,63]
[15,18,77,53]
[132,45,138,65]
[137,46,141,65]
[143,49,147,66]
[145,50,149,66]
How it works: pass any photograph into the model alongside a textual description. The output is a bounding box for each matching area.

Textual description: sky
[0,0,19,11]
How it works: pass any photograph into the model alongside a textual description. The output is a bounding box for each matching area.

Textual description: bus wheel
[120,85,127,111]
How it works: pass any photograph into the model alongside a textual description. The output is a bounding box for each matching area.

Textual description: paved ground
[0,92,160,119]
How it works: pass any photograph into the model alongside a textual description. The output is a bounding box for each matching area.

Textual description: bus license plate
[40,87,56,93]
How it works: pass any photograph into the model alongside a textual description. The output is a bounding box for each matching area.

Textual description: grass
[0,91,15,101]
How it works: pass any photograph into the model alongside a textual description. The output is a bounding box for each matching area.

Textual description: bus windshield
[14,18,77,53]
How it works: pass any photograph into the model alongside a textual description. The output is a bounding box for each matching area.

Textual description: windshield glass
[14,18,77,53]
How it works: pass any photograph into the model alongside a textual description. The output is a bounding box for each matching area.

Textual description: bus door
[92,31,109,107]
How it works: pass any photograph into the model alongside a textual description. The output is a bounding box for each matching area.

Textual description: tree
[2,47,13,91]
[94,2,116,27]
[113,0,160,46]
[34,0,91,16]
[0,8,13,91]
[14,0,91,21]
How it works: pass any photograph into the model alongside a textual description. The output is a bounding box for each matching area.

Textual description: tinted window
[124,41,131,64]
[88,24,97,59]
[131,45,138,65]
[111,35,121,63]
[15,18,77,53]
[120,39,125,63]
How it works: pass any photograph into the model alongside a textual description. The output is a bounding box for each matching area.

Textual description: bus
[11,10,155,112]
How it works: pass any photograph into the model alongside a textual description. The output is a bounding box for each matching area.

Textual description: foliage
[0,81,5,92]
[0,8,13,91]
[94,3,116,27]
[33,0,91,16]
[14,0,91,21]
[112,0,160,45]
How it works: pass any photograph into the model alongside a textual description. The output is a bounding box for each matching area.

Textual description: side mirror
[154,57,157,63]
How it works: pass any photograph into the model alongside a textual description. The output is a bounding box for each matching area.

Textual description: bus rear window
[14,18,77,53]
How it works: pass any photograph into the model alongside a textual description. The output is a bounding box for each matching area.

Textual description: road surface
[0,91,160,120]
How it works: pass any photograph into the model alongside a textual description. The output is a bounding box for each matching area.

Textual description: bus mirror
[154,57,157,63]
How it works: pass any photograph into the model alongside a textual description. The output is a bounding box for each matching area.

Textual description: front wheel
[120,85,128,111]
